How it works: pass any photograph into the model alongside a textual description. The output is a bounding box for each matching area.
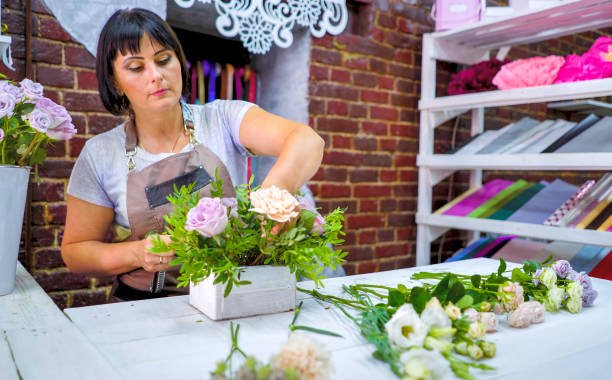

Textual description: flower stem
[18,133,44,166]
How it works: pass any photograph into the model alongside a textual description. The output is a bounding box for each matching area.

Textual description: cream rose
[249,186,300,223]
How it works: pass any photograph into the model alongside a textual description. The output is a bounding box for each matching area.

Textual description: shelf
[432,0,612,51]
[419,78,612,112]
[418,153,612,171]
[417,214,612,247]
[548,100,612,116]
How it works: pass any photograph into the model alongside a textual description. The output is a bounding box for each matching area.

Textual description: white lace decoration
[174,0,348,54]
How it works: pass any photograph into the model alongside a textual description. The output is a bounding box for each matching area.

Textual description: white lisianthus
[444,303,461,320]
[467,345,483,360]
[566,281,583,300]
[544,286,565,312]
[421,298,451,330]
[385,304,428,349]
[478,312,498,332]
[467,322,486,339]
[539,268,557,289]
[566,296,583,314]
[400,348,454,380]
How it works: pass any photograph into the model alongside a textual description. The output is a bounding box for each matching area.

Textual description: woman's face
[113,34,182,114]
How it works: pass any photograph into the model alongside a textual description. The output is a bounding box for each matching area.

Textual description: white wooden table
[0,263,119,379]
[61,258,612,380]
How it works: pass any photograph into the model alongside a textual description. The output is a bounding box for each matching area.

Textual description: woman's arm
[61,195,173,275]
[239,106,324,193]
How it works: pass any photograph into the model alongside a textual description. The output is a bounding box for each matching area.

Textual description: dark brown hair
[96,8,189,115]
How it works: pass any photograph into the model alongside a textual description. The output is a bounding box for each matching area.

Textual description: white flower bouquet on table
[154,175,346,317]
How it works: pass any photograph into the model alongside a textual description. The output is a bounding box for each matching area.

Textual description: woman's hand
[141,234,176,272]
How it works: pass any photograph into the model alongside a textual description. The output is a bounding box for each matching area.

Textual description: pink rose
[46,120,77,140]
[493,56,565,89]
[0,81,24,102]
[0,92,16,118]
[185,197,228,237]
[19,78,44,100]
[249,186,300,223]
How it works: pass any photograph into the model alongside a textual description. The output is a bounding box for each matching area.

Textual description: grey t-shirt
[67,100,255,228]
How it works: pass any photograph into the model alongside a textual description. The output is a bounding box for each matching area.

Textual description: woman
[61,9,324,301]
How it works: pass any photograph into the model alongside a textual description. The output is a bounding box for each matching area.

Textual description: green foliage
[159,179,347,296]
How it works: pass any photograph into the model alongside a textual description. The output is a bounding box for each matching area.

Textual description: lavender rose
[0,128,4,142]
[25,107,53,133]
[221,197,238,218]
[0,92,16,118]
[185,197,228,237]
[0,81,24,102]
[552,260,572,279]
[20,78,44,100]
[583,288,598,307]
[47,120,77,140]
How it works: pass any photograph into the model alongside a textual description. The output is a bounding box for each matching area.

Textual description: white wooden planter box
[189,265,296,320]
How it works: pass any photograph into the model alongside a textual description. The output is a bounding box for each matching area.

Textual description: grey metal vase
[0,165,30,295]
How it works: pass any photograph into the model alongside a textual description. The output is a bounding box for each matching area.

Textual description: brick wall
[1,0,607,308]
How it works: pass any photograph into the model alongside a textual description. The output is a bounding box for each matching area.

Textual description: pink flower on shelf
[19,78,44,100]
[555,36,612,83]
[447,58,508,95]
[185,197,228,237]
[492,56,565,90]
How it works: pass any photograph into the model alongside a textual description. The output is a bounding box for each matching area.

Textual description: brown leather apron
[111,105,235,301]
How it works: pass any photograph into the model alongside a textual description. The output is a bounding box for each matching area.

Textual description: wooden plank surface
[0,263,120,379]
[65,259,612,380]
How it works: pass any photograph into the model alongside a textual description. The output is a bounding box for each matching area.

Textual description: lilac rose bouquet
[153,176,346,296]
[0,76,77,171]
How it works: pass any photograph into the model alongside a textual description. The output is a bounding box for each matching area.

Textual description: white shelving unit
[416,0,612,266]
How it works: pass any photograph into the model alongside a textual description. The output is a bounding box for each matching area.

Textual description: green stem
[18,132,44,166]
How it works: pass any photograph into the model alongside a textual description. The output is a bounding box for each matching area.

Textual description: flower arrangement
[447,58,509,96]
[301,258,598,379]
[555,36,612,84]
[0,75,77,170]
[155,176,346,296]
[211,323,333,380]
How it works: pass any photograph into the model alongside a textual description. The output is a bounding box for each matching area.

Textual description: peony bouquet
[155,176,346,296]
[0,76,77,170]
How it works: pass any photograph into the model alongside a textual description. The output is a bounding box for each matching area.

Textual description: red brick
[337,34,394,59]
[34,270,91,291]
[354,185,391,197]
[394,185,414,197]
[343,262,356,275]
[378,229,395,242]
[371,106,399,121]
[49,293,68,310]
[359,200,378,213]
[311,48,342,66]
[394,50,413,64]
[46,140,66,157]
[375,244,409,258]
[310,83,358,101]
[327,100,348,116]
[320,184,351,198]
[64,91,106,112]
[32,226,55,247]
[32,205,48,225]
[347,215,385,229]
[48,203,67,225]
[397,228,414,241]
[370,58,387,74]
[32,182,65,202]
[65,45,96,68]
[378,76,395,90]
[323,168,348,182]
[343,230,356,245]
[379,260,396,271]
[377,14,396,29]
[348,246,374,261]
[380,199,397,212]
[72,289,110,307]
[310,65,329,81]
[309,99,325,115]
[34,248,64,269]
[358,230,376,245]
[400,170,417,182]
[354,137,377,151]
[332,135,352,149]
[388,213,414,227]
[394,154,415,166]
[391,123,417,137]
[43,89,61,103]
[362,121,388,136]
[32,0,52,14]
[4,10,24,35]
[361,90,389,104]
[344,56,368,70]
[88,114,125,135]
[39,159,74,178]
[312,34,334,49]
[379,138,398,151]
[370,26,386,44]
[38,16,72,41]
[331,68,351,83]
[386,31,417,48]
[349,104,367,118]
[317,117,358,133]
[36,65,74,88]
[362,153,391,167]
[391,93,415,107]
[381,169,398,181]
[32,38,62,64]
[357,261,378,274]
[353,72,377,87]
[69,136,86,157]
[350,169,377,183]
[77,70,98,90]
